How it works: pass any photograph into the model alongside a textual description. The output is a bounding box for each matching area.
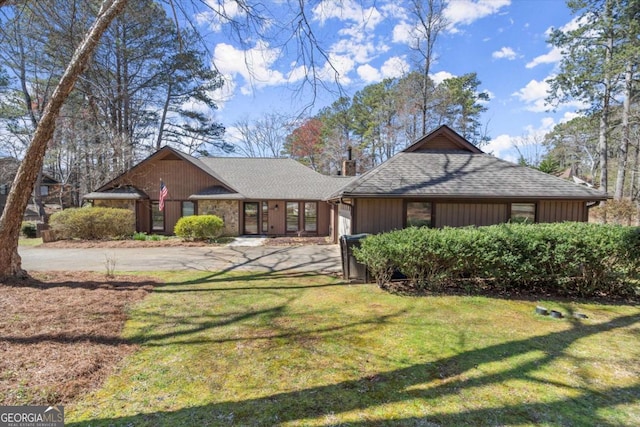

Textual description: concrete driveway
[19,244,342,274]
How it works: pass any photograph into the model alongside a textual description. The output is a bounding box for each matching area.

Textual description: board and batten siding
[338,203,352,237]
[354,198,403,234]
[435,202,508,228]
[111,157,227,234]
[537,200,587,222]
[121,159,225,200]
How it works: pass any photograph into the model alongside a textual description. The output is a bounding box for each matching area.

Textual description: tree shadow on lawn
[153,270,352,292]
[68,312,640,426]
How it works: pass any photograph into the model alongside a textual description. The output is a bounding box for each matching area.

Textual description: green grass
[18,237,42,247]
[68,271,640,426]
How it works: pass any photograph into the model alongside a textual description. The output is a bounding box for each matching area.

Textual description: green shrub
[133,232,148,241]
[21,222,37,238]
[174,215,223,241]
[49,207,135,240]
[355,223,640,299]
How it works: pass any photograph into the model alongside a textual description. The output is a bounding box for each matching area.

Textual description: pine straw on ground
[0,271,157,406]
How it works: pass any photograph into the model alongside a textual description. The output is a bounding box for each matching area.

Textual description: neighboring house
[327,125,608,236]
[83,146,353,237]
[0,157,69,220]
[0,158,19,214]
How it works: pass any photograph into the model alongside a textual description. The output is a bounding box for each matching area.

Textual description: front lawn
[65,271,640,426]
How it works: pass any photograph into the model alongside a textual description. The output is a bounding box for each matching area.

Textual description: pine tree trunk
[614,63,632,200]
[0,0,128,280]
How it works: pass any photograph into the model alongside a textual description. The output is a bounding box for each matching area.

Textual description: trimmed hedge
[354,223,640,298]
[174,215,223,241]
[49,207,135,240]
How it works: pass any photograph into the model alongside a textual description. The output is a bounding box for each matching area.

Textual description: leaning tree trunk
[0,0,128,280]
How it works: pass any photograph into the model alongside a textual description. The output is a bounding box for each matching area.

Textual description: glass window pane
[304,202,317,232]
[262,201,269,233]
[182,201,195,217]
[511,203,535,223]
[406,202,432,228]
[286,202,299,232]
[244,202,259,234]
[152,202,164,231]
[40,185,49,196]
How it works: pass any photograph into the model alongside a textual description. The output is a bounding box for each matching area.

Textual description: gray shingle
[333,150,607,200]
[198,157,353,200]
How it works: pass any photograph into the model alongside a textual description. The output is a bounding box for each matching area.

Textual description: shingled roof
[329,125,607,201]
[87,146,353,201]
[197,157,353,200]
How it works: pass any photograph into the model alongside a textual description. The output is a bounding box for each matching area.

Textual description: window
[244,202,259,234]
[286,202,299,232]
[0,184,7,195]
[262,202,269,233]
[40,185,49,196]
[406,202,432,228]
[511,203,536,223]
[151,202,164,231]
[304,202,317,232]
[182,201,195,217]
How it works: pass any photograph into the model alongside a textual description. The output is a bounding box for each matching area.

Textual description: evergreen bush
[174,215,223,240]
[49,207,135,240]
[21,222,37,238]
[354,223,640,299]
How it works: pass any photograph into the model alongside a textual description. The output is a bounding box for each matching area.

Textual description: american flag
[159,180,168,211]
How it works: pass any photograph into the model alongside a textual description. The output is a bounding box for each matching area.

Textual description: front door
[243,202,259,234]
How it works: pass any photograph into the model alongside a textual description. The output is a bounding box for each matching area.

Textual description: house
[327,125,607,236]
[0,157,70,220]
[83,146,353,237]
[0,158,19,215]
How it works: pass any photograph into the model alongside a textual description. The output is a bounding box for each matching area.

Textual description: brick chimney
[342,146,356,176]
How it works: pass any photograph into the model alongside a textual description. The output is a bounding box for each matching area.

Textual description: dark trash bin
[340,233,371,282]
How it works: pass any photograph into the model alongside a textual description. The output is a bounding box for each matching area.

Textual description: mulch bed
[0,271,157,405]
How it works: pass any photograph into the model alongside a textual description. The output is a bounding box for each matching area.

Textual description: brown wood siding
[108,155,228,234]
[267,201,285,235]
[113,158,225,200]
[436,203,508,228]
[354,198,403,234]
[538,200,587,222]
[137,200,150,232]
[318,201,331,236]
[424,135,462,150]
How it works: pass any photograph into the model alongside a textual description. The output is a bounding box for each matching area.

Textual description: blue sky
[196,0,582,162]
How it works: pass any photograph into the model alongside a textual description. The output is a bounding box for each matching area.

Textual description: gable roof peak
[403,125,484,154]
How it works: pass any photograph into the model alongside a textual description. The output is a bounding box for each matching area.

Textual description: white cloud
[492,46,516,60]
[512,79,551,112]
[356,56,410,83]
[380,2,408,20]
[444,0,511,31]
[485,133,517,160]
[431,71,455,85]
[214,41,305,96]
[331,37,380,64]
[357,64,381,83]
[392,21,413,44]
[318,53,356,85]
[381,56,409,78]
[312,0,383,30]
[526,46,563,68]
[195,0,246,32]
